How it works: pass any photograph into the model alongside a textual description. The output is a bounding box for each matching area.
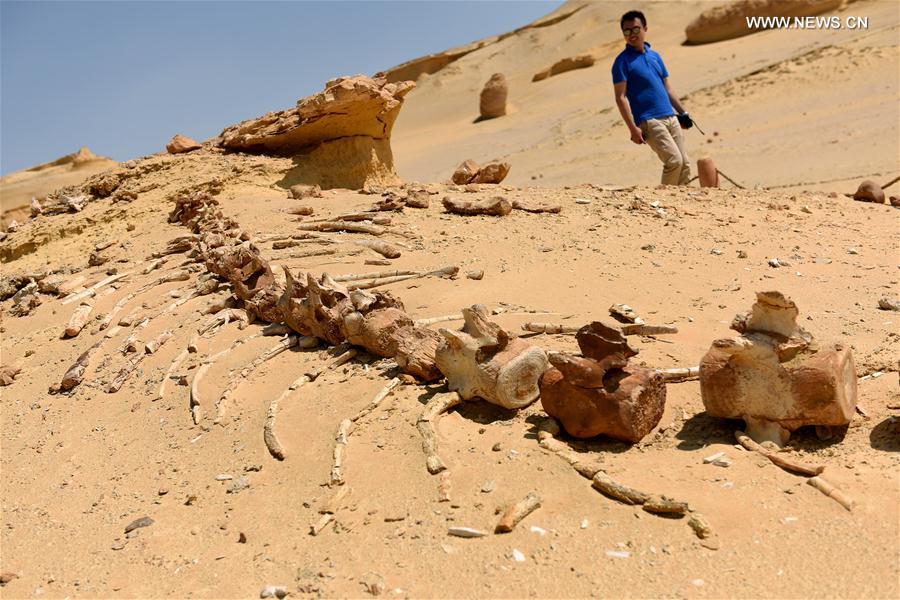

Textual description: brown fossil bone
[435,305,549,409]
[64,302,94,338]
[277,268,350,346]
[539,321,665,442]
[442,196,512,217]
[699,291,857,445]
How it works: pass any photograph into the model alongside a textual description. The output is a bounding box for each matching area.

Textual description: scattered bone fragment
[351,239,401,258]
[877,298,900,311]
[642,496,689,516]
[437,471,452,502]
[437,305,548,409]
[442,196,512,217]
[807,476,854,511]
[59,338,106,392]
[158,348,190,401]
[592,471,650,505]
[511,200,561,213]
[465,270,484,280]
[108,353,146,393]
[414,314,463,327]
[447,526,487,538]
[144,330,174,354]
[64,302,94,338]
[310,514,334,536]
[657,366,700,382]
[495,492,541,533]
[417,391,464,474]
[522,322,578,335]
[700,291,857,445]
[296,221,386,236]
[609,303,644,325]
[62,272,130,305]
[734,430,824,476]
[321,485,352,514]
[347,265,459,290]
[290,184,323,199]
[0,365,22,386]
[405,190,430,208]
[9,282,41,316]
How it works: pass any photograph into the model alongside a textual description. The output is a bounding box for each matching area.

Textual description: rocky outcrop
[450,160,510,185]
[217,76,415,189]
[685,0,844,45]
[532,54,595,82]
[479,73,508,119]
[540,321,665,442]
[166,134,202,154]
[699,291,857,445]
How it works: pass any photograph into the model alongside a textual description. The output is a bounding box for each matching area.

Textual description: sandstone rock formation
[217,76,414,189]
[166,134,202,154]
[540,321,665,442]
[685,0,843,45]
[853,180,885,204]
[699,291,857,445]
[435,305,549,409]
[479,73,508,119]
[532,54,595,82]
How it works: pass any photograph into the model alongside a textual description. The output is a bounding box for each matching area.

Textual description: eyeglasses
[622,26,642,36]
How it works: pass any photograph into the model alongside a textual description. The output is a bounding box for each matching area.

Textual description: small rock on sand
[124,516,154,533]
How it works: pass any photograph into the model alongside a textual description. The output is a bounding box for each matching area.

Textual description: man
[612,10,693,186]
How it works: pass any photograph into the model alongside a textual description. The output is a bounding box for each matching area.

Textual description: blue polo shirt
[611,42,675,125]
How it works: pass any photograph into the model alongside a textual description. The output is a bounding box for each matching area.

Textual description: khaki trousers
[640,116,691,186]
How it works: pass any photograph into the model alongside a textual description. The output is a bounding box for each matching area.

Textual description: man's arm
[613,82,643,145]
[662,78,686,114]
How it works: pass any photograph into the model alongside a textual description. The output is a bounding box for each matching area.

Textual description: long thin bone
[523,322,678,336]
[62,272,131,305]
[735,430,825,476]
[214,335,314,423]
[330,378,401,485]
[347,265,458,290]
[296,221,386,235]
[495,492,542,533]
[60,338,105,391]
[264,347,357,460]
[416,391,464,474]
[658,366,700,382]
[332,269,424,282]
[807,476,854,511]
[190,331,268,425]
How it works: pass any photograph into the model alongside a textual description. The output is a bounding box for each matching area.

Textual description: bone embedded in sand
[144,330,173,354]
[510,199,562,213]
[158,348,190,401]
[591,471,651,506]
[657,366,700,382]
[417,391,464,474]
[296,221,386,236]
[107,353,146,393]
[807,476,854,511]
[60,338,105,391]
[522,322,578,335]
[63,302,94,338]
[442,195,512,216]
[495,492,541,533]
[350,239,401,259]
[734,430,825,476]
[62,272,130,305]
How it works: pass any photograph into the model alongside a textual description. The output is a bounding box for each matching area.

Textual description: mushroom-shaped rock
[435,305,549,409]
[853,180,885,204]
[700,291,857,445]
[532,54,595,82]
[217,75,414,189]
[166,134,202,154]
[479,73,508,119]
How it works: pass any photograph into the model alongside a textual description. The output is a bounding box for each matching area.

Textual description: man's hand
[630,127,644,145]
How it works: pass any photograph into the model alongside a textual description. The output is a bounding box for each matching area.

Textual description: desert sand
[1,1,898,599]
